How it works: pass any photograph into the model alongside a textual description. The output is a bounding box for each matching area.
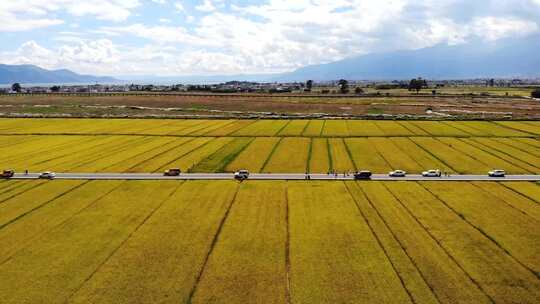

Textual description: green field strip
[225,137,281,172]
[326,138,333,171]
[278,120,309,136]
[191,181,288,303]
[493,121,540,136]
[262,137,310,173]
[192,137,254,172]
[305,137,313,173]
[411,137,490,174]
[131,137,211,172]
[464,138,539,173]
[493,138,540,157]
[328,138,355,172]
[421,181,540,276]
[0,181,179,303]
[301,120,324,136]
[345,182,439,304]
[168,137,235,172]
[501,182,540,204]
[397,121,430,136]
[308,138,330,173]
[0,180,84,229]
[389,137,454,172]
[386,182,540,303]
[0,181,124,263]
[360,182,493,303]
[344,138,392,173]
[472,182,540,221]
[438,137,530,173]
[287,181,412,303]
[321,120,349,137]
[375,121,415,136]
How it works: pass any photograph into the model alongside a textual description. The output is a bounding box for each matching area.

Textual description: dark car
[354,170,372,180]
[1,170,14,178]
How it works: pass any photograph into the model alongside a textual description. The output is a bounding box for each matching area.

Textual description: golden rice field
[0,179,538,303]
[0,118,538,174]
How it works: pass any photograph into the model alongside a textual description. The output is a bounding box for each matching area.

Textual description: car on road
[39,171,56,179]
[389,170,407,177]
[488,169,506,177]
[164,168,181,176]
[234,170,250,180]
[422,169,441,177]
[354,170,372,180]
[1,169,14,178]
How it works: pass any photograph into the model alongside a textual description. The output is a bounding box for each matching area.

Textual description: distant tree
[408,78,425,93]
[354,87,364,94]
[338,79,349,94]
[306,80,313,91]
[488,79,495,87]
[532,88,540,98]
[11,83,21,93]
[50,86,60,92]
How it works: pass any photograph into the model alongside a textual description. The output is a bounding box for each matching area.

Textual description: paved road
[6,173,540,181]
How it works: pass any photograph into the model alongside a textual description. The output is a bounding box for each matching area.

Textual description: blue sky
[1,0,539,76]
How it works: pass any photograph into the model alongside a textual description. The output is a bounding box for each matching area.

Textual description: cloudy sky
[1,0,539,76]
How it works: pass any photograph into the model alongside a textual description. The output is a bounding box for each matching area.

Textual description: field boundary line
[65,181,185,302]
[284,182,292,304]
[342,137,358,171]
[0,181,88,232]
[492,138,540,157]
[326,138,334,172]
[260,137,284,173]
[276,120,292,136]
[0,182,46,206]
[306,138,313,173]
[344,182,424,304]
[499,183,540,205]
[319,120,326,137]
[418,182,540,280]
[396,121,421,136]
[368,138,394,170]
[187,182,241,303]
[299,120,311,137]
[470,182,539,221]
[0,181,126,265]
[467,138,540,171]
[381,182,496,303]
[491,122,539,137]
[407,138,458,173]
[432,137,494,169]
[125,137,197,172]
[214,137,256,173]
[156,137,215,172]
[440,121,478,136]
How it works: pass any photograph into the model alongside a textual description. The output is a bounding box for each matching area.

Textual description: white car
[488,169,506,177]
[389,170,406,177]
[39,171,56,179]
[422,169,441,177]
[234,170,250,180]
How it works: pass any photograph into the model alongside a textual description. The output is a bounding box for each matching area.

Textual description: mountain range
[1,34,539,84]
[0,64,117,85]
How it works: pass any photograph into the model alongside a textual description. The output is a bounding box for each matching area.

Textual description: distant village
[1,78,539,94]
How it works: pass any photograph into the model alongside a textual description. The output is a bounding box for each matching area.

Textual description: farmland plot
[68,181,238,304]
[454,121,529,137]
[422,181,540,275]
[468,137,540,171]
[385,182,540,303]
[0,181,180,303]
[262,138,310,173]
[287,181,412,303]
[192,181,288,304]
[501,182,540,203]
[205,120,256,136]
[409,121,471,136]
[301,120,324,136]
[321,120,349,137]
[389,137,453,172]
[346,120,385,136]
[374,121,415,136]
[359,182,492,303]
[328,138,355,172]
[158,137,234,172]
[233,120,288,136]
[226,137,280,172]
[277,120,309,136]
[308,138,330,173]
[192,137,254,172]
[495,121,540,136]
[492,138,540,157]
[368,137,423,173]
[345,138,392,173]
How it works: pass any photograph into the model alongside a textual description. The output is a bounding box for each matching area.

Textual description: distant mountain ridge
[0,64,117,84]
[277,34,540,81]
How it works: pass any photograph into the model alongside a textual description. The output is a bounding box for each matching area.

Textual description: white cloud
[195,0,216,13]
[174,2,185,12]
[159,18,172,23]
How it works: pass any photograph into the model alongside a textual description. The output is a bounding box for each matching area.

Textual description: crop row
[1,134,538,174]
[0,118,538,137]
[0,180,538,303]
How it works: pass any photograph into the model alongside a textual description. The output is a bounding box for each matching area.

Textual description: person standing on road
[25,169,28,175]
